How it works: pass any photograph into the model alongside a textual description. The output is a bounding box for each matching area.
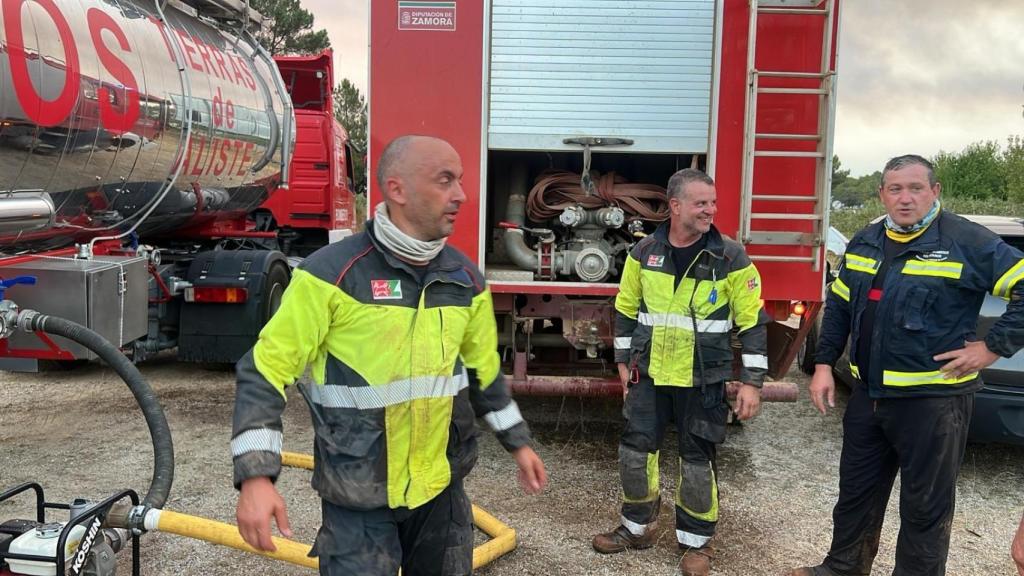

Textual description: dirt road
[1,358,1021,575]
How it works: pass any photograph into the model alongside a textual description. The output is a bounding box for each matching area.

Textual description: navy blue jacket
[816,211,1024,398]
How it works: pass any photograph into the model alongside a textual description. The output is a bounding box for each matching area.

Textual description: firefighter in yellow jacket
[592,169,769,576]
[231,135,547,576]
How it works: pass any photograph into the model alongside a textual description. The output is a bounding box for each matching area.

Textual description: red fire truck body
[369,0,841,388]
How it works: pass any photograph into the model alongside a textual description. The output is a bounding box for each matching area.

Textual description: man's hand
[733,383,761,420]
[1012,511,1024,575]
[809,364,835,415]
[934,340,1000,380]
[617,363,630,399]
[512,445,548,495]
[237,476,292,552]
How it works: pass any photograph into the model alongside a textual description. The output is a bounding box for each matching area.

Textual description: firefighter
[592,168,769,576]
[790,155,1024,576]
[231,135,547,576]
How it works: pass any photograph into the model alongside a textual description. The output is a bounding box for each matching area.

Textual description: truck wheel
[260,262,290,325]
[797,311,820,375]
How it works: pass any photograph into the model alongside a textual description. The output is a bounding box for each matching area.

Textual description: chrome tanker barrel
[0,0,293,252]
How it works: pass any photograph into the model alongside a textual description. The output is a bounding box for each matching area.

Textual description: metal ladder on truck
[739,0,838,272]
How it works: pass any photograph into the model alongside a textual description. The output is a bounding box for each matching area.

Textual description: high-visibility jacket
[816,211,1024,398]
[614,223,769,388]
[231,221,530,510]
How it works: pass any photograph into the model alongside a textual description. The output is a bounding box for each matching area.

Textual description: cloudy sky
[304,0,1024,176]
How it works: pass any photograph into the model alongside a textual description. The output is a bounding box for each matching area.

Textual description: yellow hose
[149,508,318,569]
[280,451,518,570]
[469,502,517,569]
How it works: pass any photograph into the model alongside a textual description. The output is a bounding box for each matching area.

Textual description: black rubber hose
[24,313,174,509]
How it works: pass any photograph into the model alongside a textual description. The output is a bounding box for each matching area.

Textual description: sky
[304,0,1024,177]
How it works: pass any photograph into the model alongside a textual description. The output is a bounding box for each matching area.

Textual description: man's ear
[384,176,408,207]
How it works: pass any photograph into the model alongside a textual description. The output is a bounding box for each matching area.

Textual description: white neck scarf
[373,202,446,264]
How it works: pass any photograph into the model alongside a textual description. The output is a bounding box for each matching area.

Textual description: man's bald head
[376,135,452,188]
[375,135,466,241]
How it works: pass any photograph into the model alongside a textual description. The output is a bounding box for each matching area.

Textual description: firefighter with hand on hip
[790,155,1024,576]
[230,135,547,576]
[592,168,770,576]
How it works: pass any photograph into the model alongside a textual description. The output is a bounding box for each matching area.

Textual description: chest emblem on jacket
[915,250,949,262]
[647,255,665,267]
[371,279,403,300]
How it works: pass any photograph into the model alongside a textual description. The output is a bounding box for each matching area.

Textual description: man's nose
[452,182,467,204]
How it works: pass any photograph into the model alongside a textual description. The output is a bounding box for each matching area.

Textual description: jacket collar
[652,221,726,257]
[861,211,945,252]
[364,220,466,282]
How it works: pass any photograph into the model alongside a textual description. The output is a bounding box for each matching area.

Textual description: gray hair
[666,168,715,201]
[881,154,937,187]
[376,135,431,187]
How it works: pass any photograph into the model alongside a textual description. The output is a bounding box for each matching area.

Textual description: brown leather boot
[678,545,714,576]
[591,524,656,554]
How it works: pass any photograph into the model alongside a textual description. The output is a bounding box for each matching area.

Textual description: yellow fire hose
[143,508,318,568]
[280,451,518,570]
[141,451,517,571]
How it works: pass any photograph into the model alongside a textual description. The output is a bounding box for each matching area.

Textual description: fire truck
[369,0,841,394]
[0,0,356,370]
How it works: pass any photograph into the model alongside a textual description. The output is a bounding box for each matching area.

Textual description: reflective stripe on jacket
[817,211,1024,398]
[613,223,770,388]
[231,221,530,510]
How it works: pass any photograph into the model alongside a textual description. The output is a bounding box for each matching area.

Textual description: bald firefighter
[231,135,547,576]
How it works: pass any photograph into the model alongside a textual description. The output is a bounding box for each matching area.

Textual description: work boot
[678,544,714,576]
[591,524,656,554]
[786,565,840,576]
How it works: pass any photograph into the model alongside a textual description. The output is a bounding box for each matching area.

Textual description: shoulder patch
[371,279,403,300]
[647,254,665,268]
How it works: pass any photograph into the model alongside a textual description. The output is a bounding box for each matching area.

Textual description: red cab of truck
[264,49,358,254]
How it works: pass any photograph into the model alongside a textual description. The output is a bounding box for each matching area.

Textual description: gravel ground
[1,356,1022,575]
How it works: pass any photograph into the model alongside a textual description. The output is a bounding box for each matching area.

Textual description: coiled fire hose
[526,169,671,223]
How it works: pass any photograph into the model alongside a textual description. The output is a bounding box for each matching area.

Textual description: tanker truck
[0,0,356,370]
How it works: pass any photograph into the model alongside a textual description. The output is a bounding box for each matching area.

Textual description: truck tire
[797,309,821,375]
[261,262,289,325]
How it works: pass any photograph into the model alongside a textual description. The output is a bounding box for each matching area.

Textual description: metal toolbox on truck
[0,256,148,363]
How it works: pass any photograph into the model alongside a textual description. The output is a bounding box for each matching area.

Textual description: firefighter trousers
[618,376,729,548]
[823,384,973,576]
[311,479,474,576]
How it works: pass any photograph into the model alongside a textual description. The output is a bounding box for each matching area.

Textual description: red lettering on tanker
[398,1,456,31]
[88,8,140,135]
[182,135,257,178]
[4,2,258,136]
[3,0,81,127]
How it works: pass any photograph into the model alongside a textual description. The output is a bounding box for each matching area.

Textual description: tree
[831,155,850,191]
[1003,136,1024,204]
[251,0,330,55]
[832,172,880,208]
[932,141,1005,200]
[334,79,367,196]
